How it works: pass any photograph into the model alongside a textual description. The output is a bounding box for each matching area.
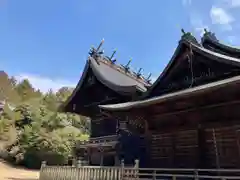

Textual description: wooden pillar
[172,132,176,168]
[77,159,82,168]
[121,159,124,167]
[144,119,152,167]
[121,159,125,179]
[100,153,103,166]
[41,161,46,169]
[236,129,240,168]
[78,156,84,166]
[114,155,120,166]
[197,124,206,168]
[212,128,220,169]
[100,148,104,166]
[134,159,139,168]
[144,119,149,135]
[86,149,90,165]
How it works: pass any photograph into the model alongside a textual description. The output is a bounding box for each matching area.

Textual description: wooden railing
[39,161,240,180]
[89,135,118,144]
[76,135,118,147]
[40,166,139,180]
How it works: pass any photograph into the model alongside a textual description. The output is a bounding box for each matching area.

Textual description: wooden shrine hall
[61,29,240,169]
[59,39,152,166]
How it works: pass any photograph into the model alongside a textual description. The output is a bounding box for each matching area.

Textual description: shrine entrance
[103,154,115,166]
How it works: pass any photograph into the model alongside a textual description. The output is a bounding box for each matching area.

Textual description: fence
[39,161,240,180]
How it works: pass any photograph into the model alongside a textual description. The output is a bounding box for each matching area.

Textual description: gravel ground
[0,161,39,180]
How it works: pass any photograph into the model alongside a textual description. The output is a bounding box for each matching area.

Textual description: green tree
[56,87,73,102]
[14,103,33,128]
[0,71,21,103]
[0,71,90,168]
[9,76,17,87]
[42,89,58,111]
[15,79,36,101]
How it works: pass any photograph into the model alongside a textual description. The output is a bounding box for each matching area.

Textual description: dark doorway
[103,154,115,166]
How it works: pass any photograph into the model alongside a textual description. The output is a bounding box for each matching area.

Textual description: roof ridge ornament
[89,39,105,58]
[124,58,132,72]
[147,73,152,81]
[141,73,152,84]
[180,29,200,46]
[137,68,142,77]
[110,49,117,60]
[96,39,104,52]
[202,28,218,43]
[107,49,117,63]
[181,29,186,35]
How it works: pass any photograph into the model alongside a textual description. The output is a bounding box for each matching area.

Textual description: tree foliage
[0,71,20,103]
[0,71,89,168]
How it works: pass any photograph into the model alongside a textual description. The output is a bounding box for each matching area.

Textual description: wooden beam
[152,100,240,121]
[99,109,112,118]
[83,97,118,108]
[144,119,149,135]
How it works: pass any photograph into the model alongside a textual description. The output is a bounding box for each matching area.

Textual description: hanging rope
[186,43,194,88]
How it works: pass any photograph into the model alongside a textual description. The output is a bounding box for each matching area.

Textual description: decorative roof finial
[111,59,117,64]
[88,39,105,57]
[125,58,132,67]
[124,58,132,71]
[137,68,142,77]
[110,48,117,60]
[89,45,95,56]
[147,73,152,80]
[201,29,218,43]
[96,38,104,52]
[181,29,186,35]
[147,73,152,83]
[181,29,200,46]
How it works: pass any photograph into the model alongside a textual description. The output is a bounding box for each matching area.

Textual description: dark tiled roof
[192,41,240,64]
[201,29,240,53]
[142,37,240,99]
[98,31,240,111]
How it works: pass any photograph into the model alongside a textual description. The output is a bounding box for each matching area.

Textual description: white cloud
[14,73,77,93]
[210,6,234,30]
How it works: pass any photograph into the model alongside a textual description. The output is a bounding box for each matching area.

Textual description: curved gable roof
[142,33,240,99]
[201,30,240,57]
[59,55,151,112]
[90,57,149,94]
[58,59,90,112]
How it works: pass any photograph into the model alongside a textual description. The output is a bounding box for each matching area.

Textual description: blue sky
[1,0,240,92]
